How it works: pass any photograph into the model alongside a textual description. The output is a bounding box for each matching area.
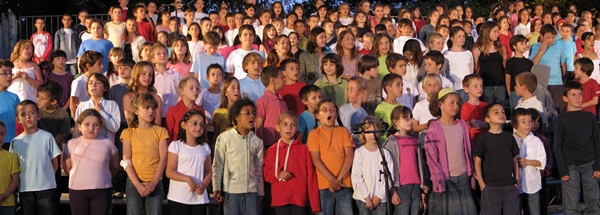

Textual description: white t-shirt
[255,25,266,42]
[339,17,353,26]
[443,50,474,90]
[225,28,239,46]
[194,12,208,24]
[70,74,89,103]
[226,49,265,79]
[351,146,394,203]
[198,89,221,121]
[413,99,436,125]
[417,75,453,102]
[393,36,426,54]
[167,140,211,204]
[104,22,125,48]
[382,78,419,110]
[513,23,530,36]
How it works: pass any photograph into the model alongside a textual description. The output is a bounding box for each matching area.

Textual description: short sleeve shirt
[474,131,520,186]
[9,130,61,192]
[120,126,169,182]
[307,126,355,189]
[65,138,117,190]
[0,150,21,206]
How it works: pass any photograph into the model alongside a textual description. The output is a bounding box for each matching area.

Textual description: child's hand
[365,196,373,209]
[479,182,486,191]
[93,102,103,112]
[144,181,158,192]
[561,175,570,181]
[538,40,549,54]
[518,157,527,167]
[422,185,430,194]
[134,182,151,197]
[327,177,341,192]
[0,193,6,202]
[195,182,207,195]
[19,71,28,79]
[391,192,401,205]
[278,170,293,181]
[186,177,198,192]
[593,171,600,179]
[372,196,382,208]
[214,191,223,202]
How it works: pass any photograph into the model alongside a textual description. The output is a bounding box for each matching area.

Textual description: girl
[64,109,119,215]
[335,30,358,80]
[78,20,114,73]
[577,32,600,82]
[383,106,429,215]
[156,11,172,34]
[147,2,159,25]
[352,116,394,215]
[338,3,353,26]
[308,99,355,215]
[186,23,204,60]
[156,31,172,57]
[351,12,371,39]
[199,63,224,121]
[299,27,329,84]
[270,1,286,20]
[124,18,147,62]
[74,73,121,142]
[166,110,212,215]
[123,61,163,126]
[139,42,153,62]
[316,6,328,25]
[107,47,124,88]
[8,40,44,103]
[529,108,553,215]
[472,21,507,106]
[373,33,393,79]
[315,53,348,107]
[526,18,542,45]
[47,50,74,109]
[293,4,305,20]
[121,92,169,215]
[263,112,321,214]
[419,10,440,43]
[403,39,424,87]
[327,9,341,29]
[464,6,474,24]
[424,88,477,214]
[169,38,193,77]
[513,8,530,36]
[212,77,240,138]
[151,43,182,122]
[166,76,205,143]
[260,24,277,55]
[212,26,235,59]
[289,32,304,61]
[412,7,426,35]
[266,35,292,66]
[444,26,474,102]
[498,16,513,58]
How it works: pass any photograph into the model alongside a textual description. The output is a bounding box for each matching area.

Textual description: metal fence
[0,9,18,59]
[18,13,110,41]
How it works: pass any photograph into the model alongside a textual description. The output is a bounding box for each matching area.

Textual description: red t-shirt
[580,78,600,116]
[279,82,307,116]
[137,21,155,43]
[499,32,513,58]
[460,101,488,144]
[413,19,427,36]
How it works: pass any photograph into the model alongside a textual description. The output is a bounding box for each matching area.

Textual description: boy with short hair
[75,10,89,38]
[272,18,286,36]
[557,24,577,80]
[461,20,475,50]
[506,34,534,109]
[0,60,19,150]
[55,13,79,75]
[255,65,288,146]
[574,57,600,116]
[474,102,520,215]
[393,18,426,54]
[31,18,53,64]
[239,52,266,102]
[531,24,568,112]
[284,13,297,35]
[359,32,374,55]
[0,120,20,215]
[37,81,71,150]
[191,31,227,89]
[418,51,453,101]
[375,73,403,125]
[255,11,272,41]
[104,6,125,48]
[226,12,244,46]
[294,20,308,49]
[357,55,381,115]
[298,85,321,143]
[109,58,134,125]
[134,5,155,43]
[386,53,419,109]
[307,15,319,31]
[10,100,62,215]
[321,20,336,47]
[79,17,93,42]
[226,25,265,79]
[461,74,488,142]
[515,72,546,124]
[554,81,600,215]
[278,58,306,116]
[339,76,368,134]
[199,64,224,120]
[183,9,196,35]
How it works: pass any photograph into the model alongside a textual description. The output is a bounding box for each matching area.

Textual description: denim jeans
[0,206,15,215]
[395,184,420,215]
[562,161,600,215]
[521,192,540,215]
[509,91,521,110]
[20,189,56,215]
[482,86,507,108]
[126,178,164,215]
[222,192,259,215]
[356,200,387,215]
[319,188,353,215]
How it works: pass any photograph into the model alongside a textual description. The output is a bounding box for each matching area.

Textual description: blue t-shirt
[10,129,61,192]
[239,76,266,103]
[529,42,567,86]
[555,39,576,72]
[0,91,20,143]
[298,110,315,144]
[77,38,114,73]
[190,52,226,90]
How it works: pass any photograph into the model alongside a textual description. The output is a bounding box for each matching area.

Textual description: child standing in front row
[308,99,355,215]
[74,73,121,142]
[212,98,264,215]
[297,85,322,144]
[10,100,61,215]
[255,66,288,147]
[0,121,21,215]
[424,88,477,214]
[121,93,169,215]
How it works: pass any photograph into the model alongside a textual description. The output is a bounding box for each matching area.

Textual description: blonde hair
[426,33,444,51]
[129,61,156,93]
[178,76,200,96]
[10,40,34,62]
[357,116,381,144]
[242,52,264,73]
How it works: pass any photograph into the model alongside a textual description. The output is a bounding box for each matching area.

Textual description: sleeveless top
[8,67,37,103]
[477,47,505,86]
[578,53,600,82]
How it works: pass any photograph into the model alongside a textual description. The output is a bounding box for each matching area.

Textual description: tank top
[478,47,505,86]
[8,67,38,103]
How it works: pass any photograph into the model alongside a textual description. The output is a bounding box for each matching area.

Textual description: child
[557,24,577,80]
[352,116,395,215]
[339,76,368,134]
[37,80,71,152]
[151,43,182,122]
[418,51,453,102]
[308,99,355,214]
[64,109,119,215]
[168,38,193,77]
[47,50,74,109]
[505,34,534,109]
[107,47,125,87]
[297,85,321,143]
[473,21,508,107]
[199,64,224,121]
[376,74,403,125]
[193,0,208,23]
[444,26,474,102]
[383,106,429,215]
[191,31,226,90]
[338,3,353,26]
[419,10,440,42]
[227,25,265,79]
[418,33,451,84]
[474,102,520,214]
[212,98,264,214]
[412,74,441,133]
[30,18,52,64]
[393,18,426,54]
[225,12,243,46]
[239,52,266,102]
[139,42,153,62]
[256,66,288,146]
[8,40,43,103]
[74,73,121,141]
[71,50,103,118]
[511,108,546,215]
[357,55,381,115]
[555,81,600,215]
[186,22,204,59]
[0,60,19,149]
[134,5,155,43]
[75,10,89,41]
[359,32,374,55]
[166,76,205,142]
[54,14,78,75]
[79,17,93,42]
[123,61,163,126]
[574,57,600,116]
[424,88,477,214]
[278,58,306,116]
[0,120,20,215]
[283,14,296,35]
[403,39,424,88]
[109,58,134,126]
[165,110,213,214]
[105,6,126,48]
[514,9,530,36]
[460,74,488,142]
[212,77,240,138]
[373,33,394,80]
[298,27,327,84]
[77,19,113,74]
[121,93,169,215]
[263,112,321,214]
[255,11,272,42]
[315,53,348,108]
[10,100,61,214]
[386,53,419,109]
[498,16,513,58]
[514,72,545,123]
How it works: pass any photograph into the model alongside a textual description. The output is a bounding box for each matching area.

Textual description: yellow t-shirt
[121,126,169,182]
[213,108,232,135]
[0,150,21,206]
[307,126,355,190]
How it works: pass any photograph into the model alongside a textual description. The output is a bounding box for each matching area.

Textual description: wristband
[120,160,132,169]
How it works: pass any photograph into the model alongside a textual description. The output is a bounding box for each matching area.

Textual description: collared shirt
[314,76,348,107]
[74,98,121,142]
[155,69,183,115]
[513,132,546,194]
[239,76,266,103]
[256,90,288,146]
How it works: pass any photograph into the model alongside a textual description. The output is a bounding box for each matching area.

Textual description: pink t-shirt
[65,137,117,190]
[393,135,421,186]
[440,122,467,177]
[256,90,288,146]
[167,61,193,77]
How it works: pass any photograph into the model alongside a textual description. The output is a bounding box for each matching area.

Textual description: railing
[17,13,110,41]
[0,9,18,59]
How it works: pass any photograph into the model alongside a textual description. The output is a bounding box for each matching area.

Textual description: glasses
[241,111,257,116]
[0,72,12,77]
[188,121,206,128]
[319,108,337,113]
[400,117,414,122]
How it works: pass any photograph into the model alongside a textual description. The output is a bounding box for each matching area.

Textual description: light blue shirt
[529,42,567,86]
[239,76,265,103]
[0,91,19,142]
[190,52,226,90]
[298,110,315,144]
[10,129,61,192]
[555,39,576,72]
[77,39,114,73]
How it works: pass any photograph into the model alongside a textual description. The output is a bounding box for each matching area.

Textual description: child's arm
[581,96,598,109]
[412,120,429,132]
[212,136,226,202]
[123,93,132,127]
[70,96,79,118]
[505,73,511,95]
[122,138,152,196]
[146,138,168,191]
[51,156,59,173]
[474,156,485,190]
[255,117,264,140]
[338,147,354,183]
[513,156,519,187]
[310,151,340,192]
[154,94,162,126]
[350,151,371,207]
[24,66,44,88]
[0,174,19,202]
[166,151,198,191]
[197,154,212,195]
[100,101,122,133]
[553,118,570,181]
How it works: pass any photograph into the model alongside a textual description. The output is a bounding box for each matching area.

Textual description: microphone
[351,119,391,134]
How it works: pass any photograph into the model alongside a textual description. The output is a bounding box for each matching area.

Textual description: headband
[438,88,457,100]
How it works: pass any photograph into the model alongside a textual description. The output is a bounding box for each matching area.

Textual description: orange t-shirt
[307,126,355,190]
[121,126,169,182]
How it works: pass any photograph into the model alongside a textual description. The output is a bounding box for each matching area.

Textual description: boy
[183,9,196,36]
[321,20,336,47]
[574,57,600,116]
[239,52,266,102]
[506,35,534,109]
[339,76,368,134]
[191,31,227,89]
[212,98,264,214]
[226,25,265,79]
[554,81,600,214]
[284,13,297,35]
[380,18,395,39]
[193,0,208,23]
[55,14,79,75]
[151,44,182,118]
[298,85,321,143]
[307,15,319,31]
[474,103,520,215]
[104,6,125,48]
[393,18,426,54]
[357,55,382,115]
[255,66,288,147]
[71,50,103,117]
[37,81,71,150]
[386,53,418,109]
[0,60,19,150]
[208,11,219,29]
[134,5,155,43]
[225,12,244,46]
[460,74,488,142]
[110,58,134,127]
[530,24,567,112]
[418,51,453,101]
[294,20,308,50]
[278,58,306,116]
[75,10,89,38]
[10,100,61,215]
[375,73,403,125]
[272,18,286,36]
[255,11,271,41]
[77,19,113,74]
[199,64,224,120]
[359,32,374,55]
[0,121,20,215]
[557,24,577,80]
[461,20,475,50]
[30,18,52,64]
[511,108,546,215]
[514,72,546,124]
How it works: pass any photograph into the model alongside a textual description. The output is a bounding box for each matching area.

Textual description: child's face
[134,8,146,19]
[266,27,276,39]
[356,13,367,23]
[84,19,92,29]
[188,25,200,37]
[499,18,509,30]
[17,104,40,129]
[194,0,204,10]
[430,38,444,51]
[308,17,318,28]
[283,62,299,81]
[347,80,367,103]
[235,14,244,27]
[323,23,334,35]
[574,64,587,79]
[484,104,506,124]
[514,41,528,53]
[235,105,256,130]
[541,32,556,45]
[289,33,299,46]
[273,22,284,33]
[362,37,373,50]
[399,25,413,36]
[185,13,195,24]
[173,42,188,56]
[37,91,55,110]
[111,8,123,21]
[315,101,337,127]
[78,12,88,23]
[181,79,200,101]
[140,47,150,61]
[201,21,212,33]
[403,50,415,63]
[147,2,157,13]
[0,66,12,88]
[423,78,441,95]
[294,23,306,35]
[19,44,33,60]
[273,71,285,91]
[209,14,219,24]
[450,30,465,47]
[322,61,337,77]
[118,66,132,79]
[439,28,449,38]
[560,26,572,39]
[135,105,156,124]
[365,67,379,79]
[204,43,216,55]
[276,115,298,141]
[273,3,283,14]
[260,13,271,25]
[377,37,391,54]
[90,22,104,38]
[462,23,472,34]
[182,114,205,139]
[316,32,327,48]
[110,53,124,65]
[450,10,459,20]
[35,19,45,31]
[439,18,449,27]
[423,58,441,74]
[79,115,101,139]
[151,47,169,65]
[88,60,104,73]
[464,78,483,98]
[514,79,527,95]
[373,6,384,18]
[227,16,234,28]
[62,16,73,28]
[303,91,321,111]
[52,56,66,69]
[340,5,350,16]
[157,33,168,45]
[139,65,154,87]
[515,114,532,135]
[207,68,223,86]
[244,60,262,77]
[389,60,407,76]
[88,76,106,98]
[245,8,255,17]
[393,114,413,133]
[126,20,137,32]
[239,29,255,46]
[225,80,241,101]
[386,78,404,98]
[168,20,178,32]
